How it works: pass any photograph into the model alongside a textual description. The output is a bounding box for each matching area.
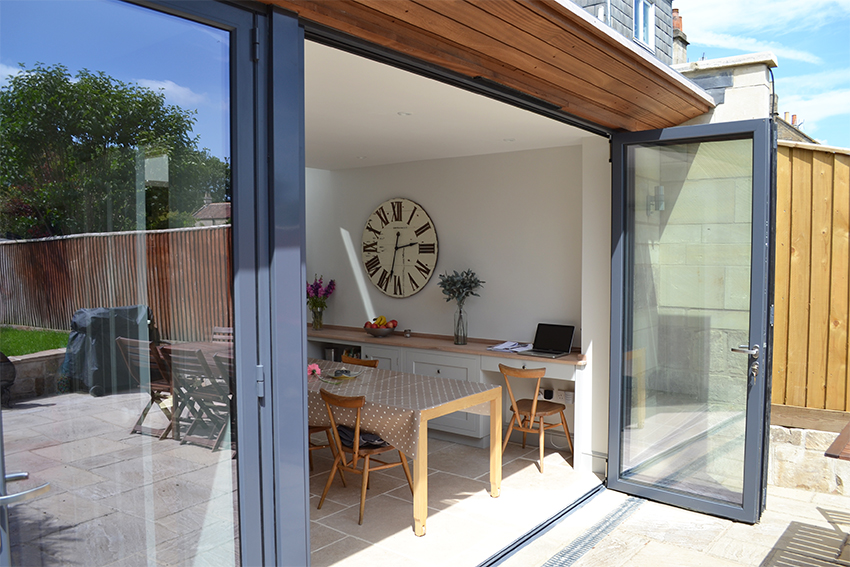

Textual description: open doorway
[303,41,606,565]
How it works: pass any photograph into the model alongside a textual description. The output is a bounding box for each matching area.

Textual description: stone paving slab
[508,485,850,567]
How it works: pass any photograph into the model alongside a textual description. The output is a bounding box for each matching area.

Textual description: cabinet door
[404,350,487,438]
[361,345,401,370]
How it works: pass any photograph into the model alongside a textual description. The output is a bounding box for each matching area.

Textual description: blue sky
[0,0,230,159]
[674,0,850,148]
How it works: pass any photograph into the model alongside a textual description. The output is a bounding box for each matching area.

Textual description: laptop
[524,323,575,359]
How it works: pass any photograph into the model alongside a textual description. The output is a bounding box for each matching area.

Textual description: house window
[634,0,655,50]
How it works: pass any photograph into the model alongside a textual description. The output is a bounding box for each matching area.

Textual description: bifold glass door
[608,120,772,523]
[0,1,264,563]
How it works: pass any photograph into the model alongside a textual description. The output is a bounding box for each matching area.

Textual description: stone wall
[6,348,66,401]
[769,425,850,495]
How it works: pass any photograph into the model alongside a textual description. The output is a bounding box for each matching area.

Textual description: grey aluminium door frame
[139,4,311,564]
[607,118,774,524]
[126,0,271,563]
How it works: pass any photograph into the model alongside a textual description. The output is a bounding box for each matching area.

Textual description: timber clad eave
[259,0,714,132]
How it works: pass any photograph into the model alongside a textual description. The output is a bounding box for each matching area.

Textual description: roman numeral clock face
[361,198,439,298]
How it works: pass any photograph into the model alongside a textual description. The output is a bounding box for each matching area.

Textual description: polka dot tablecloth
[307,358,498,459]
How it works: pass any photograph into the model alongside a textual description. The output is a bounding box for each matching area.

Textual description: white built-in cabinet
[403,349,488,438]
[360,344,401,370]
[360,345,487,437]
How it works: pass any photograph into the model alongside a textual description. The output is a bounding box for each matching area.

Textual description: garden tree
[0,63,230,238]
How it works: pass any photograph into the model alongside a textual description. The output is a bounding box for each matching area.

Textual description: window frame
[633,0,656,51]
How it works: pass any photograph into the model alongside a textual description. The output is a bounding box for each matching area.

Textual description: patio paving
[2,391,238,567]
[502,484,850,567]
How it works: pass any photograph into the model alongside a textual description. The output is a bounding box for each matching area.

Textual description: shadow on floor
[760,507,850,567]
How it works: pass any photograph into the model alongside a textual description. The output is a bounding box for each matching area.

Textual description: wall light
[646,185,665,215]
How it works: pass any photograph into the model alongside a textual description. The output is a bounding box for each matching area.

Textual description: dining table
[307,357,503,536]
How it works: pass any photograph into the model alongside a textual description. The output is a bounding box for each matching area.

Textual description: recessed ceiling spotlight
[503,138,515,142]
[397,111,412,116]
[357,156,367,160]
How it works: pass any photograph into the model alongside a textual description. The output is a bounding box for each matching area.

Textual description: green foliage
[0,326,70,357]
[437,269,485,307]
[0,63,230,238]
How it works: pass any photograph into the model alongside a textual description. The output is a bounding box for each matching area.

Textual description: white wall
[306,146,583,342]
[580,136,612,474]
[673,53,777,125]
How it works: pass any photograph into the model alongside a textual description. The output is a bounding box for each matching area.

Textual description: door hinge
[256,364,265,398]
[770,304,774,327]
[251,26,260,62]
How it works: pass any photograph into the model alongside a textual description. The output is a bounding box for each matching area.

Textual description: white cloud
[674,0,850,36]
[137,79,208,107]
[673,0,848,63]
[775,68,850,93]
[779,88,850,138]
[695,32,822,63]
[0,63,21,87]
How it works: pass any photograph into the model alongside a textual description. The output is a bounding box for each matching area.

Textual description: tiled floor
[308,433,602,566]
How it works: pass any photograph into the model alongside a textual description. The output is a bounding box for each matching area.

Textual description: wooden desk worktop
[307,325,587,368]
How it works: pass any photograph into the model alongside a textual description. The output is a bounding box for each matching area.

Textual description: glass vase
[311,307,324,330]
[453,304,467,345]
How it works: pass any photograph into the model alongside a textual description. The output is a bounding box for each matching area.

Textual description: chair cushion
[515,398,565,416]
[337,425,388,448]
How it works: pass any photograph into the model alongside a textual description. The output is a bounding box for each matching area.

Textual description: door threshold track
[539,494,643,566]
[477,483,606,567]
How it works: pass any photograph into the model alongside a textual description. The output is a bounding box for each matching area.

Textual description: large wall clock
[361,198,439,298]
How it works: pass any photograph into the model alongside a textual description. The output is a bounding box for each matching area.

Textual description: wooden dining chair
[340,353,379,368]
[213,353,237,453]
[164,347,231,451]
[317,388,413,525]
[499,363,573,472]
[115,337,174,440]
[211,326,234,343]
[308,424,336,472]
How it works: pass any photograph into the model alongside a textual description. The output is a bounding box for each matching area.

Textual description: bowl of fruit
[364,316,397,337]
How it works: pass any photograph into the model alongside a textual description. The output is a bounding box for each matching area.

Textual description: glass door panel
[0,1,240,563]
[610,120,771,523]
[623,138,752,504]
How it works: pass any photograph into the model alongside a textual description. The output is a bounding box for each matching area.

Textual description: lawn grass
[0,327,70,357]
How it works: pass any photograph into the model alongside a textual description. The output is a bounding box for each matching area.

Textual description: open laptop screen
[532,323,575,353]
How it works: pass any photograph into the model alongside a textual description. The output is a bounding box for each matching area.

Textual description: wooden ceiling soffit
[263,0,714,132]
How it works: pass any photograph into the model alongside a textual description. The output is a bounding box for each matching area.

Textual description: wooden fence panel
[806,152,833,408]
[774,143,850,412]
[773,146,793,405]
[785,149,813,407]
[0,226,232,343]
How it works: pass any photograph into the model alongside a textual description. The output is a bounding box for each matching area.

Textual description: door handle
[0,472,50,506]
[731,344,760,359]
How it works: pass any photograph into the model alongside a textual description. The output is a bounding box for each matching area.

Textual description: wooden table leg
[489,388,502,497]
[413,420,429,536]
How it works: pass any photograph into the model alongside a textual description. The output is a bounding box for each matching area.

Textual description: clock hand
[389,231,401,279]
[396,241,417,250]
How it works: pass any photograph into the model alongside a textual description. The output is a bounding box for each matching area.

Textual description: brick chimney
[672,9,689,65]
[673,8,682,31]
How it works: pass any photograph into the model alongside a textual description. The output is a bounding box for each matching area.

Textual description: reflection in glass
[620,138,753,506]
[0,1,237,564]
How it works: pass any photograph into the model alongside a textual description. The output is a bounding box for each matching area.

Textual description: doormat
[540,496,643,567]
